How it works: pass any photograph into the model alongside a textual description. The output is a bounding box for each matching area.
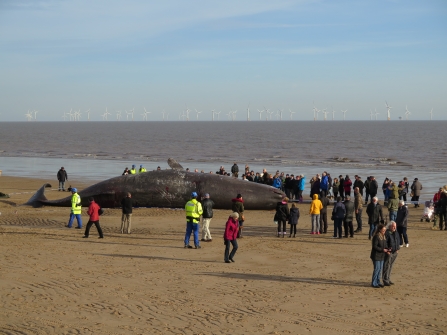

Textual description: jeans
[184,222,200,246]
[397,226,408,245]
[311,214,320,233]
[202,218,212,240]
[68,213,82,228]
[58,181,66,191]
[355,208,363,230]
[389,211,397,222]
[333,218,343,237]
[224,239,238,261]
[371,260,384,287]
[383,252,398,284]
[369,223,377,239]
[84,220,103,238]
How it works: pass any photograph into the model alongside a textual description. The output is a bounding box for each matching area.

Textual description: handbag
[331,214,335,221]
[98,208,104,216]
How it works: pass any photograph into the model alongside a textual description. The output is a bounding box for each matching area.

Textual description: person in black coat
[436,192,447,230]
[201,193,215,242]
[366,197,384,240]
[121,192,133,234]
[57,167,68,191]
[396,200,409,247]
[319,194,330,234]
[338,175,345,200]
[368,176,379,201]
[343,195,355,238]
[383,221,400,286]
[275,197,290,238]
[288,203,300,238]
[370,224,389,288]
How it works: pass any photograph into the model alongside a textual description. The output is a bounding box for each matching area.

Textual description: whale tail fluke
[24,183,51,207]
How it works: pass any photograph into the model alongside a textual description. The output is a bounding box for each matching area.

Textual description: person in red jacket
[344,175,353,198]
[223,212,239,263]
[83,197,104,238]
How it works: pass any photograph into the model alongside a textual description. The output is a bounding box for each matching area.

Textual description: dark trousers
[224,239,238,261]
[339,190,344,200]
[345,190,351,198]
[285,188,293,199]
[365,192,370,203]
[277,220,286,234]
[334,218,343,238]
[295,190,303,202]
[84,220,103,238]
[320,189,328,198]
[383,252,398,284]
[439,212,447,230]
[397,226,408,245]
[344,220,354,237]
[289,224,297,235]
[355,208,363,231]
[319,211,328,233]
[369,193,377,203]
[411,195,420,207]
[333,191,338,199]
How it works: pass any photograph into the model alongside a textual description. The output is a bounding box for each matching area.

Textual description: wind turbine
[215,111,221,121]
[85,109,90,121]
[62,112,67,121]
[429,108,433,120]
[385,101,392,120]
[263,107,271,120]
[257,109,263,120]
[116,111,122,121]
[341,110,347,120]
[322,110,328,121]
[247,104,250,121]
[375,109,379,120]
[162,110,166,121]
[405,106,411,120]
[75,110,81,121]
[25,111,33,121]
[315,108,320,121]
[142,111,148,121]
[143,107,151,121]
[195,109,202,120]
[277,109,283,121]
[125,110,132,121]
[230,110,237,121]
[289,109,296,120]
[211,109,215,121]
[130,108,135,121]
[370,109,374,120]
[33,110,38,121]
[332,106,336,121]
[312,102,317,121]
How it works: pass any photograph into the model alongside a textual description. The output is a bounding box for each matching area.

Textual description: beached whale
[25,160,285,210]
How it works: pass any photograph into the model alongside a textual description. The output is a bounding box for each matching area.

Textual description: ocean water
[0,121,445,199]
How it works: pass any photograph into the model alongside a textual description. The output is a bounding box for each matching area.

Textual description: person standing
[309,194,323,234]
[368,176,379,202]
[436,192,447,230]
[231,194,245,238]
[343,195,355,238]
[383,221,400,286]
[288,203,300,238]
[122,167,130,175]
[370,224,389,288]
[387,196,399,222]
[396,200,409,247]
[320,172,329,198]
[83,197,104,239]
[353,175,364,196]
[401,177,409,202]
[338,175,345,201]
[231,162,239,178]
[410,178,423,207]
[319,194,330,234]
[354,187,363,233]
[366,197,384,240]
[201,193,215,242]
[332,177,340,200]
[224,212,239,263]
[364,176,371,204]
[130,165,137,175]
[66,188,82,229]
[57,167,68,191]
[275,197,290,238]
[297,174,306,203]
[184,192,203,249]
[344,175,353,198]
[332,197,346,239]
[284,174,293,199]
[138,165,146,173]
[121,192,133,234]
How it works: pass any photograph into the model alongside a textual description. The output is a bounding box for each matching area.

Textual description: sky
[0,0,446,121]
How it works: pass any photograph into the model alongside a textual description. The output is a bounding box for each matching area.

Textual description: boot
[238,227,243,238]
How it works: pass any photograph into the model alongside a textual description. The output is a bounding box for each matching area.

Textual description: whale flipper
[24,183,51,208]
[167,158,184,170]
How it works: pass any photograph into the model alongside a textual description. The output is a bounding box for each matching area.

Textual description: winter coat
[320,196,330,214]
[311,179,320,196]
[389,184,399,199]
[353,179,364,192]
[309,194,323,215]
[231,198,244,221]
[57,169,68,182]
[332,201,346,219]
[369,180,379,195]
[272,177,282,189]
[370,234,388,261]
[223,217,238,241]
[343,200,355,221]
[385,230,400,254]
[396,205,409,227]
[320,175,329,191]
[275,201,290,221]
[332,181,340,193]
[231,164,239,174]
[366,202,383,225]
[201,198,215,218]
[288,207,300,225]
[87,201,100,221]
[121,197,133,214]
[298,177,306,191]
[354,192,363,210]
[387,198,399,212]
[411,180,423,196]
[343,178,352,193]
[338,178,345,193]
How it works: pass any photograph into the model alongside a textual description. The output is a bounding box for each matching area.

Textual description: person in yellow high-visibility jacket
[130,165,137,174]
[138,165,147,173]
[184,192,203,249]
[66,188,82,228]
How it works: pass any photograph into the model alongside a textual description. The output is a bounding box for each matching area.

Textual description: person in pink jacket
[224,212,239,263]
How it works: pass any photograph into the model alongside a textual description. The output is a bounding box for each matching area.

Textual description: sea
[0,121,445,200]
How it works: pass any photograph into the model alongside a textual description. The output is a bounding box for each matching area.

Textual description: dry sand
[0,176,446,335]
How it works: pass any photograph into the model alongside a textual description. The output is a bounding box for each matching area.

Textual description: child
[288,203,300,237]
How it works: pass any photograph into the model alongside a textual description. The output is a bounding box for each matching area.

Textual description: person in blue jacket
[320,172,329,198]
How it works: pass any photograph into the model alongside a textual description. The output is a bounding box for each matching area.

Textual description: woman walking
[224,213,239,263]
[288,203,300,237]
[370,224,390,288]
[275,197,290,237]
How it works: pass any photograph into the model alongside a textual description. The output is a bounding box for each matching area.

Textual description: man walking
[184,192,203,249]
[368,176,379,201]
[83,197,104,239]
[67,187,82,229]
[319,194,330,234]
[366,196,384,240]
[231,162,239,178]
[343,195,355,238]
[383,221,400,286]
[354,187,363,233]
[57,167,68,191]
[410,178,423,207]
[121,192,133,234]
[201,193,214,242]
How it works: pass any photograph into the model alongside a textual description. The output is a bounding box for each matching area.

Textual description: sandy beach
[0,176,446,334]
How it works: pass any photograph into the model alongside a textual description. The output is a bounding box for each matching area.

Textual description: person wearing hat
[66,187,82,229]
[184,192,203,248]
[410,178,423,208]
[57,166,68,191]
[138,165,146,173]
[130,165,137,175]
[201,193,215,242]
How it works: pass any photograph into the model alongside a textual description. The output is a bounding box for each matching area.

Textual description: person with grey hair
[383,221,400,286]
[366,196,384,240]
[223,212,239,263]
[396,199,409,247]
[201,193,215,242]
[121,192,133,234]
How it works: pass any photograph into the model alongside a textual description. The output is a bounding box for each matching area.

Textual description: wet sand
[0,176,446,334]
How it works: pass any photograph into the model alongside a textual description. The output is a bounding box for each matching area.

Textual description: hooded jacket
[231,198,244,220]
[309,194,323,215]
[289,207,300,225]
[224,216,238,241]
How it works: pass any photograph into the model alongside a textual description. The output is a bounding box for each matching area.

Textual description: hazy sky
[1,0,446,121]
